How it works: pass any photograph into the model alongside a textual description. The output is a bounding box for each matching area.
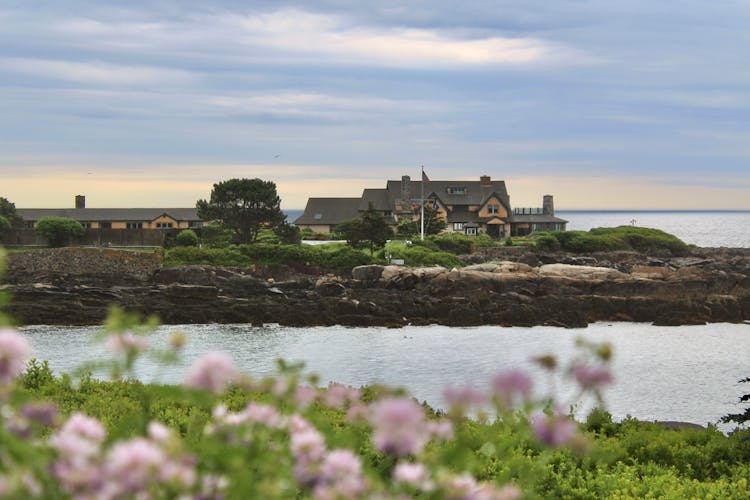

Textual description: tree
[275,221,301,244]
[415,204,446,236]
[196,178,286,244]
[0,197,23,228]
[0,215,10,240]
[336,203,393,255]
[35,217,85,247]
[175,229,199,247]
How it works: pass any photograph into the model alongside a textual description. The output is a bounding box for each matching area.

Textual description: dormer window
[446,186,466,195]
[314,213,322,220]
[488,204,500,214]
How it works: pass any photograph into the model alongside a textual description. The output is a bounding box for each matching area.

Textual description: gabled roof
[385,179,510,207]
[16,208,202,222]
[294,198,361,225]
[359,189,392,211]
[477,191,512,214]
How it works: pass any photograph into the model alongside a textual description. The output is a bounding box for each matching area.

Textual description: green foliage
[722,377,750,427]
[165,242,376,272]
[34,216,85,247]
[381,240,462,267]
[428,233,473,254]
[0,196,23,227]
[335,203,394,255]
[0,214,10,239]
[274,221,302,244]
[175,229,199,247]
[196,178,286,244]
[199,222,234,248]
[395,218,418,237]
[415,204,447,236]
[535,234,562,252]
[541,226,690,256]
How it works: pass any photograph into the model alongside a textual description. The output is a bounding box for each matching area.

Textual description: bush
[535,234,561,252]
[175,229,199,247]
[428,233,473,254]
[34,216,85,247]
[0,215,10,239]
[543,227,689,256]
[274,221,302,245]
[382,240,461,267]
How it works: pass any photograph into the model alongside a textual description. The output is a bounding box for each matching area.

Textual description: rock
[630,265,673,280]
[352,265,385,281]
[538,263,627,280]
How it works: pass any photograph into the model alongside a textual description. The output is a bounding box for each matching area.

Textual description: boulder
[352,265,385,281]
[538,263,626,280]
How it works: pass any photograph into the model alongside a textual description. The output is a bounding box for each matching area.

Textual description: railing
[512,208,544,215]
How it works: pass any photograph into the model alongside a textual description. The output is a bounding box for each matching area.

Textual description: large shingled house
[294,175,567,238]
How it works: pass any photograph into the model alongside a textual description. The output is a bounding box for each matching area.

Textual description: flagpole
[420,166,425,241]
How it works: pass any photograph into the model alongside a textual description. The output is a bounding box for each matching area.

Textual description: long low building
[294,174,567,238]
[16,196,203,230]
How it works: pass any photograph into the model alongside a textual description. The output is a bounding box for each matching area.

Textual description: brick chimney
[543,195,554,216]
[480,175,491,186]
[75,195,86,209]
[401,175,411,203]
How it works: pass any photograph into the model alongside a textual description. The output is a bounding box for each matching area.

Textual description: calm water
[21,322,750,427]
[557,210,749,248]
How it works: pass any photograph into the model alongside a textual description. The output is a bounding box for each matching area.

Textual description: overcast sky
[1,1,748,209]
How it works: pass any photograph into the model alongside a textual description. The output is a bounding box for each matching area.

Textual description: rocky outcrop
[5,252,750,327]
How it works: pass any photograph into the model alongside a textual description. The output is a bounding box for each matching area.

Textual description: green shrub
[0,215,10,240]
[544,227,689,256]
[382,240,461,267]
[34,216,85,247]
[534,234,561,252]
[175,229,199,247]
[428,233,473,254]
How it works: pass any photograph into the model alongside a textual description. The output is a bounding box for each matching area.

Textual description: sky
[1,1,748,210]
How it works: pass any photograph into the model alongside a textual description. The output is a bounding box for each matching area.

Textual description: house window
[156,222,174,229]
[313,213,322,220]
[453,222,464,231]
[126,222,143,229]
[100,222,112,229]
[446,186,466,195]
[189,221,203,228]
[488,204,500,214]
[466,227,477,235]
[81,222,92,229]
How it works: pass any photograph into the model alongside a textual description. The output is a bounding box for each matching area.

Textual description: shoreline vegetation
[1,308,750,498]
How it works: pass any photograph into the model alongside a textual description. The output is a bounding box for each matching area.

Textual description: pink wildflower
[491,370,532,408]
[443,385,487,409]
[295,385,318,408]
[393,461,433,490]
[324,383,360,408]
[103,438,166,494]
[245,402,283,428]
[427,419,454,440]
[571,364,614,389]
[105,332,148,354]
[147,421,172,444]
[369,397,429,457]
[0,328,30,385]
[184,351,238,393]
[51,413,106,458]
[21,402,58,427]
[313,449,366,499]
[532,413,578,447]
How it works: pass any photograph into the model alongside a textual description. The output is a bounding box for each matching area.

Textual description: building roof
[510,214,568,223]
[358,188,392,212]
[294,198,361,225]
[16,208,202,222]
[385,179,510,208]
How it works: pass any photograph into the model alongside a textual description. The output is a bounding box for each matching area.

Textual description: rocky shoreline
[3,247,750,327]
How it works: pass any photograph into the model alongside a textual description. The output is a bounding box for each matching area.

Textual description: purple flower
[443,385,487,410]
[491,370,532,408]
[105,332,148,354]
[572,364,613,389]
[104,438,166,494]
[51,413,106,458]
[245,402,283,428]
[532,413,578,447]
[323,383,360,409]
[313,449,365,499]
[21,402,58,426]
[0,328,30,385]
[369,397,429,457]
[184,351,238,393]
[393,461,432,490]
[295,385,318,408]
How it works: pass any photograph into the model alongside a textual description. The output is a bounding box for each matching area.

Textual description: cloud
[226,8,580,68]
[0,57,194,86]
